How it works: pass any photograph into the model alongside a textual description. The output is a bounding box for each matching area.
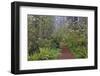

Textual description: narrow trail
[58,47,75,59]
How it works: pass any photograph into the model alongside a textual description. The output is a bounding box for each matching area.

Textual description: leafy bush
[64,31,88,58]
[28,47,61,61]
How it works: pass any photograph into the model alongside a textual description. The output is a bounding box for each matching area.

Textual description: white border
[20,6,95,70]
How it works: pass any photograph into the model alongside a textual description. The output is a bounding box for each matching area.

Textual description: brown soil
[58,47,75,59]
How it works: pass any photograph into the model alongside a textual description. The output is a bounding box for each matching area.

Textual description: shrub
[28,47,61,61]
[64,31,88,58]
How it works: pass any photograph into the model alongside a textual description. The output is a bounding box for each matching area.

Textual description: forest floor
[58,47,75,59]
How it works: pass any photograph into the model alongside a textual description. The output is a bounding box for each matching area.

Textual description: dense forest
[28,15,88,61]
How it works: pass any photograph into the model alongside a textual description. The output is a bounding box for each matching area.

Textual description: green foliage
[64,29,88,58]
[52,23,88,58]
[28,48,61,60]
[28,15,54,55]
[28,15,88,60]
